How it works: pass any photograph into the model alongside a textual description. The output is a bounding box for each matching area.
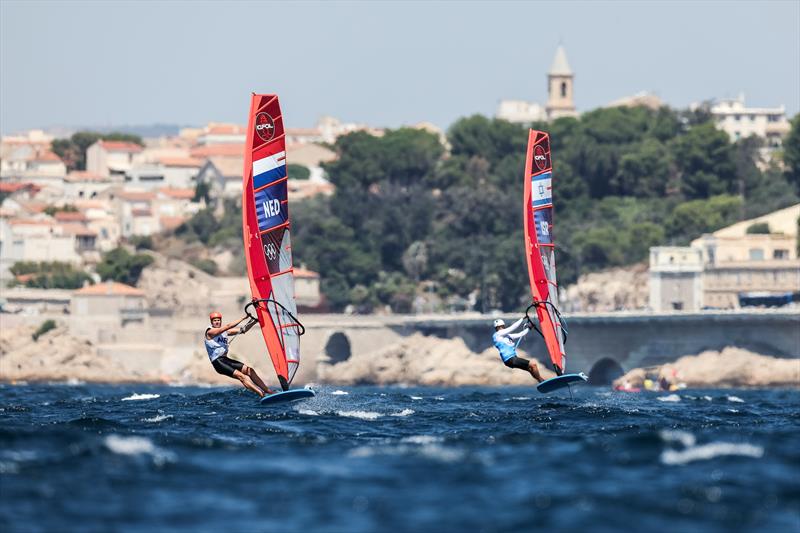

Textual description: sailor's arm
[228,315,256,336]
[207,316,248,338]
[496,317,526,336]
[509,323,531,340]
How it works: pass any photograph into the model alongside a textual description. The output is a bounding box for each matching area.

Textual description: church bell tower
[546,45,577,120]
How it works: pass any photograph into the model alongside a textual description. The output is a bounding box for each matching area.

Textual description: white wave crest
[434,397,445,401]
[121,393,160,401]
[660,429,696,447]
[703,396,712,401]
[401,435,442,444]
[337,410,382,420]
[727,396,745,403]
[727,409,739,413]
[661,442,764,465]
[331,390,349,396]
[104,435,157,455]
[657,394,681,402]
[409,396,423,400]
[390,409,415,417]
[143,414,172,423]
[296,409,319,416]
[104,435,175,465]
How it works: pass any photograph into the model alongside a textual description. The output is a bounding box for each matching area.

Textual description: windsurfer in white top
[491,318,544,383]
[204,311,276,397]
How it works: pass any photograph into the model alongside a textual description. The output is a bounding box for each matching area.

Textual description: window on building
[560,82,567,98]
[734,115,741,121]
[774,249,789,259]
[734,132,741,140]
[749,248,764,260]
[672,302,684,311]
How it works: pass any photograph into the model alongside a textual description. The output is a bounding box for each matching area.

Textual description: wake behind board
[260,388,315,405]
[537,373,588,394]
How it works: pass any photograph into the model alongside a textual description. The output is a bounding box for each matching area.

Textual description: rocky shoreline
[2,324,797,389]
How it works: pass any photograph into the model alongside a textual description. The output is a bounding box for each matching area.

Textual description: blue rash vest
[492,318,530,363]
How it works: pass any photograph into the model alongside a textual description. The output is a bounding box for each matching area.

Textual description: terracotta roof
[0,182,40,193]
[97,141,143,153]
[19,200,48,213]
[132,208,152,216]
[59,223,97,237]
[159,215,185,230]
[31,150,63,163]
[159,156,203,168]
[294,267,320,279]
[117,191,156,201]
[158,188,195,200]
[8,218,54,226]
[201,156,244,178]
[205,124,246,135]
[54,211,88,222]
[190,144,244,158]
[74,281,144,296]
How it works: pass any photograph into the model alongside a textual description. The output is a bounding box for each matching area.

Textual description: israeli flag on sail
[253,150,287,190]
[531,171,552,207]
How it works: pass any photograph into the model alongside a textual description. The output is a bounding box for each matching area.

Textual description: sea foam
[121,393,160,401]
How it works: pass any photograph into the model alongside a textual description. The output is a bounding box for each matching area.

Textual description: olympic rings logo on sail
[264,243,278,261]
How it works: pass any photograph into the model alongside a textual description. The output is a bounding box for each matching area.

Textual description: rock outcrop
[564,263,649,312]
[613,347,800,389]
[317,333,556,386]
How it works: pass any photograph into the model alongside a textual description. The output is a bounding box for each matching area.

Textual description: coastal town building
[62,171,112,199]
[710,95,791,149]
[649,204,800,311]
[496,45,577,123]
[648,247,704,312]
[607,91,664,110]
[0,218,83,281]
[86,140,143,178]
[295,266,322,309]
[125,157,203,189]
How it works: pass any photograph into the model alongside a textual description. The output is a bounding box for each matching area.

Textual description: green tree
[32,320,57,341]
[746,222,770,234]
[670,123,736,199]
[51,131,143,171]
[784,114,800,194]
[666,195,743,243]
[96,248,154,286]
[287,163,310,180]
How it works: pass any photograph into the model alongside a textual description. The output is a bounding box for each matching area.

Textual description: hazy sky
[1,0,798,134]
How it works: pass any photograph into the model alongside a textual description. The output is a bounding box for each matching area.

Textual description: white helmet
[493,319,506,328]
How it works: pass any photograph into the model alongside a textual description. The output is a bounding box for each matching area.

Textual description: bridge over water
[302,310,800,384]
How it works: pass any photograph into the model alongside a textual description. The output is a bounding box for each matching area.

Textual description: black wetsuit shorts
[504,356,531,370]
[212,356,245,377]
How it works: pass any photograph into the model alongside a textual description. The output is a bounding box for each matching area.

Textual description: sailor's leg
[528,362,544,383]
[233,369,265,397]
[243,365,273,395]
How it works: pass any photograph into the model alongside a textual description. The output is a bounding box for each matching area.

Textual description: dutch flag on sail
[253,150,287,190]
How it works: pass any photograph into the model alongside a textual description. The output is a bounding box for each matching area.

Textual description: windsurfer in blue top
[205,311,276,397]
[492,318,544,383]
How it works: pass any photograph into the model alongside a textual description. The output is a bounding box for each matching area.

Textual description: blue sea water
[1,384,798,533]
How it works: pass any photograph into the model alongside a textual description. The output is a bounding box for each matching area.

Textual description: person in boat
[205,311,275,397]
[492,318,544,383]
